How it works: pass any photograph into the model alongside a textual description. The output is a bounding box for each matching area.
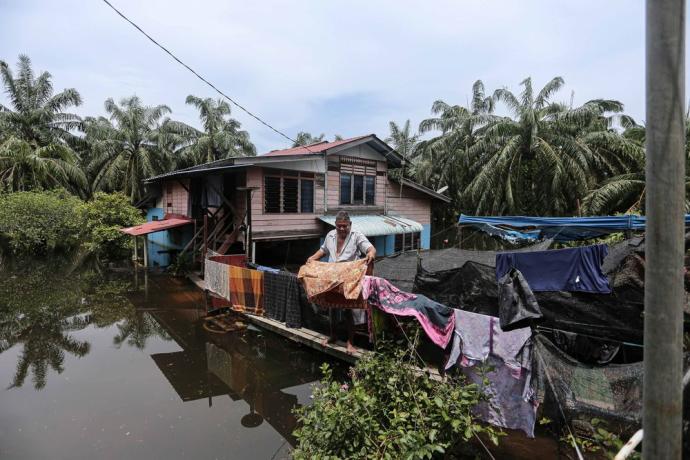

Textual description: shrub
[79,192,144,260]
[0,190,82,255]
[292,339,502,459]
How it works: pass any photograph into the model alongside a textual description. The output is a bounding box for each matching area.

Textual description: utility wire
[100,0,315,153]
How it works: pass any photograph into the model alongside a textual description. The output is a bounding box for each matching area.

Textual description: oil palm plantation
[292,131,325,147]
[411,80,496,212]
[85,96,182,201]
[463,77,642,215]
[583,115,690,214]
[0,55,87,193]
[173,96,255,167]
[385,120,420,160]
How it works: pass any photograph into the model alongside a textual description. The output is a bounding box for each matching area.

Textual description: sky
[0,0,665,154]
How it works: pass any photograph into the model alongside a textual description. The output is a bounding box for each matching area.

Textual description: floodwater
[0,265,344,460]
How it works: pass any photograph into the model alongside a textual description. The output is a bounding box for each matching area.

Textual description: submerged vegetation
[0,190,143,260]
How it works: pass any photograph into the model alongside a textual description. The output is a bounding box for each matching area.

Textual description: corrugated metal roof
[120,217,193,236]
[262,135,371,156]
[318,214,423,237]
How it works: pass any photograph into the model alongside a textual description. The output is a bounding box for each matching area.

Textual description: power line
[100,0,315,152]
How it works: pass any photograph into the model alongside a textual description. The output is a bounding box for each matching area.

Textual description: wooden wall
[385,180,432,225]
[157,179,189,216]
[247,166,324,235]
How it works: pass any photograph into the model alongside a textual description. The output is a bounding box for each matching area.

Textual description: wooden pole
[143,237,149,268]
[644,1,685,457]
[134,236,139,267]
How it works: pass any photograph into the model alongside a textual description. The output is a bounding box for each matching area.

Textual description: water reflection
[0,266,171,390]
[0,264,340,458]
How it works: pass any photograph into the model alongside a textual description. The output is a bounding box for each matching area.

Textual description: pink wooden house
[141,134,449,267]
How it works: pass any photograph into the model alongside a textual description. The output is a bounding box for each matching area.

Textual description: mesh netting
[411,237,671,343]
[534,334,644,426]
[373,251,420,292]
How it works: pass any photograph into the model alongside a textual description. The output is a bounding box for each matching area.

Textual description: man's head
[334,211,351,238]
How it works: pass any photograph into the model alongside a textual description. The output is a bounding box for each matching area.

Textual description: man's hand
[364,248,376,264]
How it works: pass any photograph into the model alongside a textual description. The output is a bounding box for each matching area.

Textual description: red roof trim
[262,135,371,157]
[120,217,193,236]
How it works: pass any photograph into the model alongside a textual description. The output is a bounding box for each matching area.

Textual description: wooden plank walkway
[186,272,443,379]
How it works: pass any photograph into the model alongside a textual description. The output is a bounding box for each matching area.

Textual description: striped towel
[229,265,264,316]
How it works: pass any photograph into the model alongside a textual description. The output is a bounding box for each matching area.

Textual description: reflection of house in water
[130,275,324,445]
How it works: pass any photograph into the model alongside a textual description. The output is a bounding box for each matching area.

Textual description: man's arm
[364,245,376,264]
[356,233,376,263]
[307,248,326,262]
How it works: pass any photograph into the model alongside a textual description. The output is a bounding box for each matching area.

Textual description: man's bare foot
[321,336,336,347]
[346,341,357,355]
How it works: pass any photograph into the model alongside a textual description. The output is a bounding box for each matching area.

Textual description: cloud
[0,0,666,153]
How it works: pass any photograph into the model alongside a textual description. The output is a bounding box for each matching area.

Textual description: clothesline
[535,326,643,348]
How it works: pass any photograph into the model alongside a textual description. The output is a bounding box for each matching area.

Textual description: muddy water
[0,267,344,460]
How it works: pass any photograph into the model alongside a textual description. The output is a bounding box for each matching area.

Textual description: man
[307,211,376,353]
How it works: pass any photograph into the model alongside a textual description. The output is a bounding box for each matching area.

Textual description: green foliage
[167,252,193,276]
[292,339,502,459]
[0,56,87,195]
[0,190,82,255]
[567,418,640,460]
[0,190,142,260]
[78,192,144,260]
[409,77,645,217]
[173,95,256,167]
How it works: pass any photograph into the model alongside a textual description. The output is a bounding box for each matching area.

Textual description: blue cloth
[495,244,611,293]
[255,264,280,274]
[458,214,690,241]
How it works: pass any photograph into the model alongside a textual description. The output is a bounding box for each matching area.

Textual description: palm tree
[292,132,325,147]
[583,115,690,214]
[385,120,420,160]
[412,80,495,213]
[174,96,255,166]
[85,96,180,201]
[464,77,642,215]
[0,55,86,193]
[0,137,86,192]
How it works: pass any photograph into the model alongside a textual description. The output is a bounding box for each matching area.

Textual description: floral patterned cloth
[297,259,368,309]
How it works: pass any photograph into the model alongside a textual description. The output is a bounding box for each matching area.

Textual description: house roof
[143,134,405,184]
[262,135,371,156]
[319,214,424,237]
[392,177,452,203]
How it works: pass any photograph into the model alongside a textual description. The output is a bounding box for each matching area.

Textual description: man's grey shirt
[320,230,373,262]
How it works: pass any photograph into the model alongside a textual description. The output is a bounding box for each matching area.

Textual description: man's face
[335,219,351,238]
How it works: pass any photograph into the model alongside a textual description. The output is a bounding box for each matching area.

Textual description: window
[353,175,364,204]
[301,180,314,213]
[283,178,298,213]
[340,174,352,204]
[264,170,315,213]
[395,232,421,252]
[339,156,377,205]
[365,176,375,205]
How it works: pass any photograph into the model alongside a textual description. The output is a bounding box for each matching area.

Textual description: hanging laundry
[362,276,455,348]
[205,256,230,301]
[445,309,537,437]
[498,268,543,330]
[495,244,612,293]
[228,265,264,316]
[264,271,302,328]
[298,259,368,309]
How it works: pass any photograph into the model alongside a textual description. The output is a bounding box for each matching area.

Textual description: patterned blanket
[297,259,368,309]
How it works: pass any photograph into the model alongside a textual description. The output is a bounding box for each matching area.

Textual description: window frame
[339,157,377,206]
[263,169,315,214]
